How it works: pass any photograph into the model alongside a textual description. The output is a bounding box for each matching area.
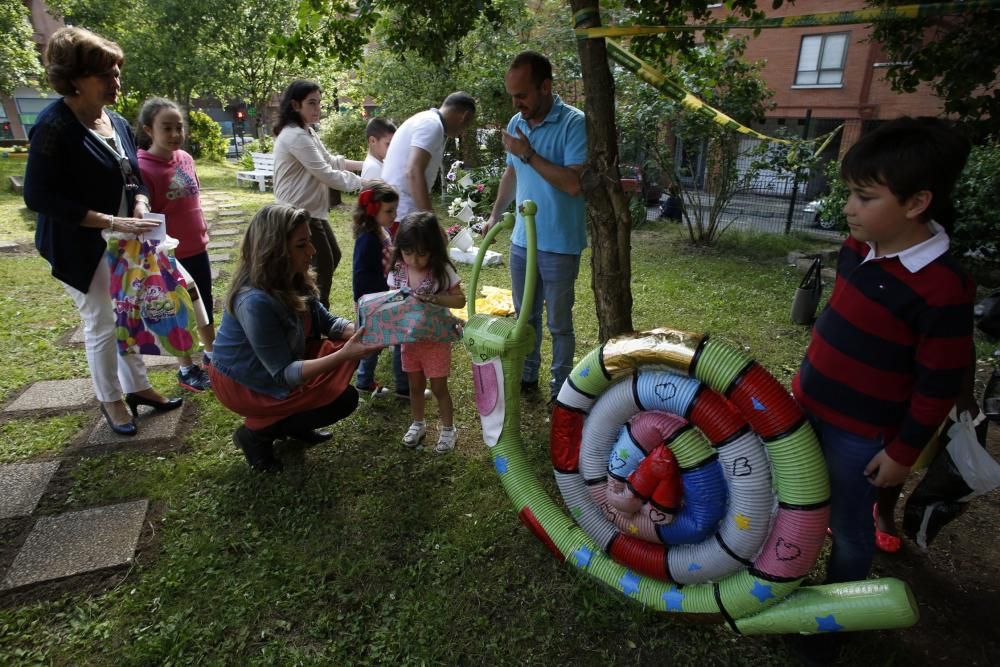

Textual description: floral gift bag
[105,234,198,356]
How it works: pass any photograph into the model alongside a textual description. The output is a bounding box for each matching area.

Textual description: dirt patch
[860,420,1000,665]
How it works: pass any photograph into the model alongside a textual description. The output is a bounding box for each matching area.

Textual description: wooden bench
[236,152,274,192]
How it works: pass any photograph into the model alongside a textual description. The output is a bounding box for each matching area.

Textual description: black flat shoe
[233,426,283,473]
[100,403,137,436]
[125,393,184,417]
[291,429,333,445]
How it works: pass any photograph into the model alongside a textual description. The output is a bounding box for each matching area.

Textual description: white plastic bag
[449,246,502,266]
[946,410,1000,500]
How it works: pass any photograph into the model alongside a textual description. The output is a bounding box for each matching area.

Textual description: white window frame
[793,33,849,88]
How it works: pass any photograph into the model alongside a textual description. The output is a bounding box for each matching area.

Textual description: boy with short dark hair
[361,117,396,180]
[793,116,975,585]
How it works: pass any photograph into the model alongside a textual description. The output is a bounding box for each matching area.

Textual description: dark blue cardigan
[24,98,148,293]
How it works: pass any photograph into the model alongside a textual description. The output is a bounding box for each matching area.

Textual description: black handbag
[791,257,823,325]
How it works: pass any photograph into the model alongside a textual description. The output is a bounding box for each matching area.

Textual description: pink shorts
[401,341,452,378]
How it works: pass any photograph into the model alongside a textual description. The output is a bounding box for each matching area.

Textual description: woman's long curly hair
[227,204,316,314]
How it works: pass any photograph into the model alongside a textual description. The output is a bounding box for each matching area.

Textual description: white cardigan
[272,125,361,220]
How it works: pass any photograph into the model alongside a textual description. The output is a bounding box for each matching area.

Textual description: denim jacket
[212,287,351,399]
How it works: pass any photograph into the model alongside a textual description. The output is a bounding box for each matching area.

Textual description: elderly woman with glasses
[23,26,182,436]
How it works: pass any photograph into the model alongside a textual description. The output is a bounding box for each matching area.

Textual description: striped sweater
[792,234,974,467]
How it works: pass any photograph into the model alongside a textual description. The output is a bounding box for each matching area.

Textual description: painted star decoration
[815,614,844,632]
[573,546,593,568]
[750,581,775,603]
[663,585,684,611]
[620,571,640,596]
[734,513,751,530]
[494,456,508,474]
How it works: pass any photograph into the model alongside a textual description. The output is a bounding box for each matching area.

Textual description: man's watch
[520,147,536,164]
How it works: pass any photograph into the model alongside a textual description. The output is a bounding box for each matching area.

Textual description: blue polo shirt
[507,95,587,255]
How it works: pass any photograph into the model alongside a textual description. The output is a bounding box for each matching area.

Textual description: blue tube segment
[607,428,646,480]
[655,461,728,545]
[636,371,700,416]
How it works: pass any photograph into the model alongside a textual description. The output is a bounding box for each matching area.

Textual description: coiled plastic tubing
[462,201,918,635]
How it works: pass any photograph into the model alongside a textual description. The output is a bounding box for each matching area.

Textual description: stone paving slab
[219,203,239,209]
[206,240,235,250]
[219,210,244,218]
[4,379,94,412]
[210,267,221,281]
[2,499,148,589]
[208,254,229,264]
[211,218,245,226]
[64,330,189,368]
[85,401,185,447]
[0,241,20,254]
[0,461,61,519]
[209,228,241,237]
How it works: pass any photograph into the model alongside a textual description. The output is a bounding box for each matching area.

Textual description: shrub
[815,159,848,231]
[187,109,227,162]
[317,109,368,161]
[235,136,274,170]
[953,137,1000,262]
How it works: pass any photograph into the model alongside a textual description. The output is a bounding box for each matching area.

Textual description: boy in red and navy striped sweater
[793,117,974,585]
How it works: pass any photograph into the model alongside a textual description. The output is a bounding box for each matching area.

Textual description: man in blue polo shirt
[485,51,587,403]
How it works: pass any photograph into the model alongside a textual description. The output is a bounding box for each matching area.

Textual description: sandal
[402,421,426,448]
[435,427,457,454]
[874,503,902,553]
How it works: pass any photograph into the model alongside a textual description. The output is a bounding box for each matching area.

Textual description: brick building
[716,0,944,154]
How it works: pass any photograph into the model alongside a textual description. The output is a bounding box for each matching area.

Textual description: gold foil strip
[602,328,704,376]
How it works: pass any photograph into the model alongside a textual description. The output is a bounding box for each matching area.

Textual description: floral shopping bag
[105,234,198,356]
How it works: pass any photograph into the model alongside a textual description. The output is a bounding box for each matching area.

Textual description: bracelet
[108,215,116,232]
[519,147,536,164]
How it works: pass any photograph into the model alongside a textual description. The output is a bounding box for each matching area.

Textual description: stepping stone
[210,228,241,237]
[206,240,235,250]
[2,499,148,590]
[68,325,86,344]
[4,379,94,413]
[219,211,244,218]
[208,254,229,264]
[219,203,239,209]
[140,354,179,369]
[85,401,185,446]
[0,461,61,519]
[212,218,245,226]
[65,330,191,369]
[0,240,20,254]
[210,267,221,281]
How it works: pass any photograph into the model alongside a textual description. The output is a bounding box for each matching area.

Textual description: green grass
[0,168,992,665]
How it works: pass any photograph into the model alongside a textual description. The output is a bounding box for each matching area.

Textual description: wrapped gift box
[357,288,463,346]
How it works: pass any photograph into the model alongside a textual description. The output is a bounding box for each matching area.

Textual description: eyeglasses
[118,155,139,191]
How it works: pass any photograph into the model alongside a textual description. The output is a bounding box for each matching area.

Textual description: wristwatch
[520,147,536,164]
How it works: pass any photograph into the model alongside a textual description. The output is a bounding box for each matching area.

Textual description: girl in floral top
[388,212,466,453]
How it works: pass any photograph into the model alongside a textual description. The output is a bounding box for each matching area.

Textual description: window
[15,95,56,134]
[795,33,848,87]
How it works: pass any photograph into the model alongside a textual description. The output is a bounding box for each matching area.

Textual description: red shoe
[874,503,901,553]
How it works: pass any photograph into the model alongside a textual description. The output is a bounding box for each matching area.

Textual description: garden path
[0,191,243,598]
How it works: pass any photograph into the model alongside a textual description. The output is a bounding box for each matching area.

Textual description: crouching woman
[209,204,383,472]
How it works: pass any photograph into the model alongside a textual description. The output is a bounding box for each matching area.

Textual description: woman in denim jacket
[210,204,383,472]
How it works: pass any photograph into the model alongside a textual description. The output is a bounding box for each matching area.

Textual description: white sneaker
[435,427,457,454]
[402,421,426,448]
[358,383,391,399]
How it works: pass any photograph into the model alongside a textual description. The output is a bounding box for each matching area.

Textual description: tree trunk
[568,0,633,341]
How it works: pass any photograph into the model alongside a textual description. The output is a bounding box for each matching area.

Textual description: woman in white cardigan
[272,80,363,307]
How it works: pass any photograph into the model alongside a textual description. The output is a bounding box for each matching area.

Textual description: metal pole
[784,108,812,234]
